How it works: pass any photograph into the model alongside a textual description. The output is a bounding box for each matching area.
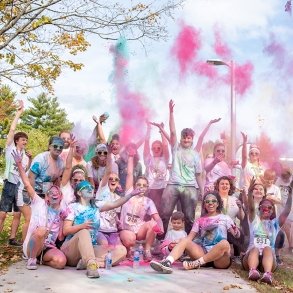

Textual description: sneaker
[144,250,152,262]
[232,256,242,265]
[22,253,28,260]
[260,272,273,285]
[76,259,86,270]
[183,259,201,270]
[150,259,173,274]
[248,269,261,281]
[276,255,283,265]
[26,258,37,270]
[86,260,100,278]
[8,238,22,247]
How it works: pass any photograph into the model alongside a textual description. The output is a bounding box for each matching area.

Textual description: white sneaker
[26,258,37,270]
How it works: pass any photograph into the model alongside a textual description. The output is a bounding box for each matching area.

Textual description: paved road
[0,260,257,293]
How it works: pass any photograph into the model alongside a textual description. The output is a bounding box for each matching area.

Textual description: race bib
[125,213,140,226]
[254,236,270,254]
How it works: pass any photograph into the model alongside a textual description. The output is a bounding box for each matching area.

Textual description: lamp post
[206,59,236,162]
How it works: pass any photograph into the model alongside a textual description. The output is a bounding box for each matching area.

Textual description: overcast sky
[15,0,293,157]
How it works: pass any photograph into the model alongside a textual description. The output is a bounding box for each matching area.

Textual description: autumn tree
[20,93,73,136]
[0,0,183,93]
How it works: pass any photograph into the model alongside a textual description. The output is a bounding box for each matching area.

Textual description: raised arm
[169,99,177,147]
[143,122,151,163]
[279,182,293,227]
[92,115,106,144]
[12,150,35,199]
[6,100,24,147]
[195,118,221,152]
[247,178,256,222]
[125,146,136,192]
[99,145,113,188]
[61,134,76,186]
[241,132,248,169]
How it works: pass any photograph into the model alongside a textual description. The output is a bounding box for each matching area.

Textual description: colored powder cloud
[234,62,254,96]
[171,24,202,76]
[213,28,232,60]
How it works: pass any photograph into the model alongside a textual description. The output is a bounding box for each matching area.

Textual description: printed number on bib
[254,236,270,252]
[125,213,140,226]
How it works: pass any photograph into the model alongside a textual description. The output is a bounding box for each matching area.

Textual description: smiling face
[249,151,260,163]
[49,143,64,159]
[46,186,62,206]
[151,141,163,157]
[252,184,265,201]
[108,173,120,192]
[135,177,149,196]
[15,137,28,150]
[110,139,120,155]
[70,171,85,189]
[203,194,219,215]
[79,185,94,200]
[180,135,193,149]
[259,199,274,220]
[218,179,230,195]
[60,132,71,149]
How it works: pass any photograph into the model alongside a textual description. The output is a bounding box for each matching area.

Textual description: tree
[0,0,183,93]
[20,93,73,136]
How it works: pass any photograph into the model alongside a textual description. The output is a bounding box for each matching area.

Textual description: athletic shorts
[16,188,31,207]
[0,180,20,212]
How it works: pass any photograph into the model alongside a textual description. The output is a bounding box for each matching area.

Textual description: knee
[77,229,91,239]
[34,227,47,239]
[120,234,136,247]
[218,240,230,252]
[262,246,273,256]
[51,255,67,269]
[0,212,7,221]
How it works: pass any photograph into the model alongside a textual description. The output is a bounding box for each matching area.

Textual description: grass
[231,253,293,293]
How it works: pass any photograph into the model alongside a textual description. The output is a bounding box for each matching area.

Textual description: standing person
[29,136,65,198]
[72,139,87,168]
[12,150,67,270]
[150,192,240,273]
[0,100,30,245]
[242,179,292,284]
[204,143,231,192]
[119,145,163,261]
[160,100,204,236]
[143,122,169,214]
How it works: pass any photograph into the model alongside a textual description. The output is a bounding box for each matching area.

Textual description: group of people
[0,99,292,285]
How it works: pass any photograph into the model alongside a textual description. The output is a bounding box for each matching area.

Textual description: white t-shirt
[266,184,282,216]
[221,195,240,222]
[23,195,63,257]
[242,161,266,191]
[120,189,158,233]
[60,182,75,209]
[144,155,168,189]
[164,229,187,242]
[204,158,231,191]
[4,143,29,184]
[96,184,121,232]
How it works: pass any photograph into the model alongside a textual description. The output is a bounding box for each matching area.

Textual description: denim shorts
[16,188,31,207]
[0,180,20,212]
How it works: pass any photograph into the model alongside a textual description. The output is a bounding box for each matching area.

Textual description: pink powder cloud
[213,28,232,60]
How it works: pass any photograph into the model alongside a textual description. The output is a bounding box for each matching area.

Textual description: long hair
[201,191,223,216]
[214,176,236,195]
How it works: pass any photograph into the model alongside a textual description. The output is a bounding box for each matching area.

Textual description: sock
[197,257,206,265]
[166,256,174,264]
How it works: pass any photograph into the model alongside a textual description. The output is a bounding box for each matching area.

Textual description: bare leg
[202,240,230,263]
[42,248,67,269]
[19,206,31,241]
[137,222,156,251]
[247,247,260,270]
[262,247,274,272]
[119,230,136,251]
[26,227,47,258]
[9,212,21,239]
[0,211,7,233]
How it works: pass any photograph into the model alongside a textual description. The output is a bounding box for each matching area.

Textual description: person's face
[151,142,163,157]
[15,137,28,150]
[70,172,85,189]
[79,185,94,200]
[281,172,291,183]
[108,173,120,191]
[60,132,71,149]
[111,139,120,155]
[96,149,108,161]
[252,184,265,200]
[74,143,86,157]
[46,186,62,205]
[204,194,219,214]
[214,146,225,159]
[218,179,230,194]
[259,200,274,219]
[249,151,260,162]
[263,176,275,188]
[171,219,184,231]
[180,135,193,149]
[135,178,149,195]
[49,143,64,158]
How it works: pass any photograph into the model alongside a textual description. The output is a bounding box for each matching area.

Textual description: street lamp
[206,59,236,163]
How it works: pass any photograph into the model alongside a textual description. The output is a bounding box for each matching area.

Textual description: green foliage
[20,93,73,137]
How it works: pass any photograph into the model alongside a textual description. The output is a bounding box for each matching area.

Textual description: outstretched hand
[169,99,175,113]
[241,131,247,142]
[12,150,22,164]
[69,133,77,147]
[127,145,137,157]
[130,188,143,197]
[209,118,221,124]
[248,177,256,195]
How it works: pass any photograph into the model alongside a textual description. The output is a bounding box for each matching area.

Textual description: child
[160,211,187,256]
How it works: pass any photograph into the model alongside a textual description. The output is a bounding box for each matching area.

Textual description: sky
[15,0,293,159]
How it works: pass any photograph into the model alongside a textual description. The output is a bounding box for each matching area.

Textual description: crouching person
[12,150,67,270]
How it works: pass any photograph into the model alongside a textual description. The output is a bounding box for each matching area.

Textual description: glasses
[79,186,93,192]
[260,205,273,210]
[97,151,108,155]
[249,152,259,155]
[216,149,225,153]
[52,144,63,150]
[72,178,83,183]
[109,177,119,182]
[136,183,148,188]
[204,199,218,204]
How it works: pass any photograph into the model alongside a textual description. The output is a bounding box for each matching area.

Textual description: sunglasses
[72,178,83,183]
[79,186,93,192]
[260,205,273,210]
[249,152,259,155]
[136,183,148,188]
[204,199,218,204]
[97,151,108,155]
[52,144,63,150]
[216,149,225,153]
[109,177,119,182]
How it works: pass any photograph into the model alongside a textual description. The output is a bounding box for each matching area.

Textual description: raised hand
[15,100,24,112]
[241,131,247,142]
[92,115,99,124]
[130,187,143,197]
[248,177,256,195]
[25,150,32,160]
[169,99,175,113]
[69,133,77,147]
[12,150,22,164]
[127,145,137,157]
[209,118,221,124]
[99,112,109,124]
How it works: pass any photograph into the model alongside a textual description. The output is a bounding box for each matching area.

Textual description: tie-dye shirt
[65,202,102,245]
[248,215,280,252]
[191,214,234,251]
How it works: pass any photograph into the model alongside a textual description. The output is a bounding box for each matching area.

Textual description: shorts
[0,180,20,212]
[241,247,277,272]
[97,231,121,245]
[16,188,31,207]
